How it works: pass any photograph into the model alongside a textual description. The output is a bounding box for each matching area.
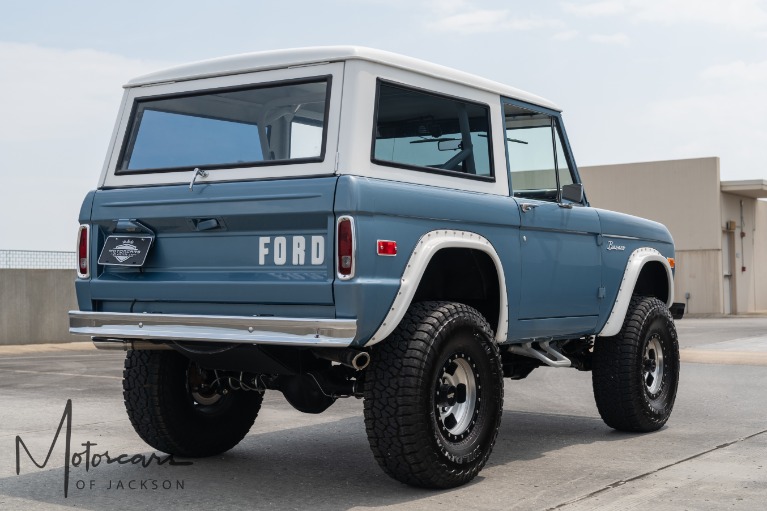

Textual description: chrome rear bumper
[69,311,357,348]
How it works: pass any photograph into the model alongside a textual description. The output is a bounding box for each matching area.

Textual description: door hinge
[596,234,603,246]
[598,286,606,299]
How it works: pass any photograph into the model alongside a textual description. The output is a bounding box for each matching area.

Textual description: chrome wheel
[643,334,665,396]
[435,353,480,441]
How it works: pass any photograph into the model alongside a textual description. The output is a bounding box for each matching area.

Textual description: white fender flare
[599,247,675,337]
[367,230,508,345]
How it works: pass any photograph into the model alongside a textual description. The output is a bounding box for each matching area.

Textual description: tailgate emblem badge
[110,240,141,262]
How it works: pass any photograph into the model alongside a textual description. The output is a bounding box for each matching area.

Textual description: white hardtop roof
[125,46,561,112]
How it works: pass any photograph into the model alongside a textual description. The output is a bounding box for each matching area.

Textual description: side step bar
[507,341,572,368]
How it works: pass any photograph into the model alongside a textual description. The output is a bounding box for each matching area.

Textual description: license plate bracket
[98,235,154,267]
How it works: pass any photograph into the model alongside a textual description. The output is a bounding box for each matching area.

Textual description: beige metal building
[580,157,767,315]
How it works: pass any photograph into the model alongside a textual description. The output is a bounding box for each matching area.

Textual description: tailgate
[83,177,338,316]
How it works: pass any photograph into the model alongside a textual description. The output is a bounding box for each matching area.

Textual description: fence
[0,250,76,270]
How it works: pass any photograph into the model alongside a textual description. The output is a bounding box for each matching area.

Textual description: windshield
[117,78,330,173]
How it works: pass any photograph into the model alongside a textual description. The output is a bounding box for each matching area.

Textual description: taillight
[337,216,355,279]
[77,225,90,278]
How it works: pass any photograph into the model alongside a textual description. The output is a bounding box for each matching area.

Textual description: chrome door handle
[520,203,538,213]
[189,167,209,192]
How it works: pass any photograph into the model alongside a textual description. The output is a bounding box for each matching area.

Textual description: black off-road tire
[123,350,263,457]
[592,296,680,432]
[363,301,504,488]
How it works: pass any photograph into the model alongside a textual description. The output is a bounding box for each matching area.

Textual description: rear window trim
[114,75,333,176]
[370,78,496,183]
[98,172,339,191]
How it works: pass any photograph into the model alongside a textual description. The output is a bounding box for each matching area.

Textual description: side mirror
[562,183,584,203]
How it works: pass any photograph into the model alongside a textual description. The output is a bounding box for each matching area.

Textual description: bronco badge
[606,240,626,251]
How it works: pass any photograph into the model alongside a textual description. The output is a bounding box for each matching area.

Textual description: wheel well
[412,248,501,332]
[633,261,669,304]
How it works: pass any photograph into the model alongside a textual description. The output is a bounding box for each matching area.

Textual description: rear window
[117,78,330,174]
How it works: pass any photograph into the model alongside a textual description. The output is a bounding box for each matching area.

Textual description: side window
[504,103,574,201]
[372,81,493,179]
[289,120,323,159]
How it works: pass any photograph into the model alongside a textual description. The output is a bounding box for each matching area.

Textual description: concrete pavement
[1,317,765,510]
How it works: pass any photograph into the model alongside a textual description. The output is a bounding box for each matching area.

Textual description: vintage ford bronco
[69,47,684,488]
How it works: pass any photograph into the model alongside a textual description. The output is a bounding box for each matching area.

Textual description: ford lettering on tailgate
[257,236,325,266]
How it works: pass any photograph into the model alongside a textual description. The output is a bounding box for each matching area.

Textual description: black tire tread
[592,295,679,432]
[363,301,503,488]
[123,350,262,457]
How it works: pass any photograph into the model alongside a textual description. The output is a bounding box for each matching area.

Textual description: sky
[2,0,767,251]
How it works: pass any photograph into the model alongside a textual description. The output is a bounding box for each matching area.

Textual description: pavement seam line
[0,354,119,361]
[0,368,121,380]
[545,428,767,511]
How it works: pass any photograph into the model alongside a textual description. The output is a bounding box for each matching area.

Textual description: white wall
[672,250,723,314]
[721,193,760,313]
[756,200,767,312]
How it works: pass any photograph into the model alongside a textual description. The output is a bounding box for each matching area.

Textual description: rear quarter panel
[333,175,521,345]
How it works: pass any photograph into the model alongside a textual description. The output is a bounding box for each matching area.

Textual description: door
[516,200,601,320]
[503,100,601,338]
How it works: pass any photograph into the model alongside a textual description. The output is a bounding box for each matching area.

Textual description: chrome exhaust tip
[350,351,371,371]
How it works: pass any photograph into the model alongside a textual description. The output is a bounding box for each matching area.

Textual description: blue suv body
[70,47,683,488]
